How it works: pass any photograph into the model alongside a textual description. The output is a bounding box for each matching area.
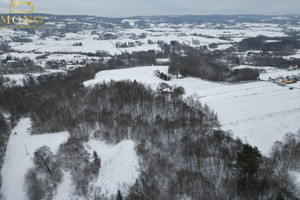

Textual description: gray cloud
[0,0,299,17]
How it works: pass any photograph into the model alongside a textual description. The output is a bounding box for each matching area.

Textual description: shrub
[230,68,259,82]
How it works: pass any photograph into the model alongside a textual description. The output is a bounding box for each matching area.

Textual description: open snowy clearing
[84,66,300,155]
[84,139,140,197]
[54,139,139,200]
[1,118,69,200]
[1,119,140,200]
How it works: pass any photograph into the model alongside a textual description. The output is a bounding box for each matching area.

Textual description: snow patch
[83,65,168,88]
[84,139,140,197]
[55,171,74,200]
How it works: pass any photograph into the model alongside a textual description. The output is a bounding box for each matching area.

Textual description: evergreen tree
[235,144,263,193]
[276,193,284,200]
[236,144,262,179]
[0,192,5,200]
[91,150,101,176]
[126,179,145,200]
[93,150,100,162]
[116,190,123,200]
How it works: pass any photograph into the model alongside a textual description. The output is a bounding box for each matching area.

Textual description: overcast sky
[0,0,299,17]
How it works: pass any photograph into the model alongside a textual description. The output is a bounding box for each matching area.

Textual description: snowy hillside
[1,119,140,200]
[84,66,300,154]
[1,14,300,200]
[1,118,69,200]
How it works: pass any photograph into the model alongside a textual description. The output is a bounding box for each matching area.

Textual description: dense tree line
[168,37,300,81]
[0,56,44,74]
[237,36,300,55]
[107,50,157,69]
[239,54,300,69]
[270,131,300,171]
[0,42,10,53]
[228,68,260,82]
[236,36,300,68]
[168,43,243,82]
[0,113,9,190]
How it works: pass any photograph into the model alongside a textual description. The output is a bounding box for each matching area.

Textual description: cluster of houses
[288,64,298,70]
[115,41,143,48]
[154,69,183,81]
[45,56,94,70]
[269,75,298,85]
[247,51,272,57]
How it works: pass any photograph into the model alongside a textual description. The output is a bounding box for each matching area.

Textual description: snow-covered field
[1,20,289,62]
[1,118,140,200]
[84,66,300,155]
[1,118,69,200]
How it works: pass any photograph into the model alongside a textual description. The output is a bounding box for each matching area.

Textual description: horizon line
[0,12,299,19]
